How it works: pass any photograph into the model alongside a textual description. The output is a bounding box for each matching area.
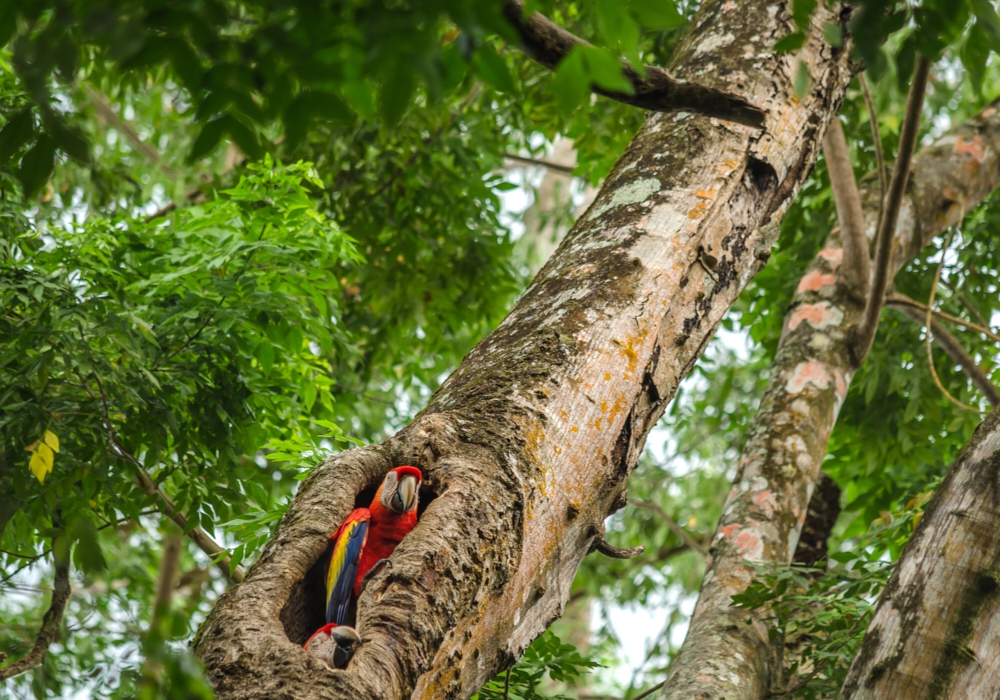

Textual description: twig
[503,668,512,700]
[885,294,1000,344]
[858,72,886,231]
[888,295,1000,407]
[943,280,993,331]
[822,118,870,297]
[629,499,708,557]
[76,347,245,583]
[592,537,645,559]
[503,153,576,174]
[501,0,767,128]
[85,85,169,173]
[922,229,982,412]
[0,548,72,681]
[854,55,931,363]
[632,681,667,700]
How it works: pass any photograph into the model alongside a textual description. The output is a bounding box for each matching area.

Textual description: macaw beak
[390,474,418,513]
[330,626,362,669]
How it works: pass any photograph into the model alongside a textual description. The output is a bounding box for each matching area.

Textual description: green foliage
[731,492,933,698]
[474,630,601,700]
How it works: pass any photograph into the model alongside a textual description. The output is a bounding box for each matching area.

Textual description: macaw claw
[359,557,392,595]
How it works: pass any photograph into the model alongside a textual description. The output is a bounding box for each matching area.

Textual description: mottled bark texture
[841,409,1000,700]
[661,101,1000,700]
[193,1,856,697]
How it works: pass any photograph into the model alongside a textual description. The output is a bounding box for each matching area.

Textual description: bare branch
[822,118,870,297]
[139,534,184,694]
[501,0,766,128]
[855,56,932,362]
[858,72,886,227]
[885,293,1000,344]
[629,499,708,557]
[888,295,1000,407]
[592,537,645,559]
[0,551,71,681]
[86,85,167,169]
[503,153,576,175]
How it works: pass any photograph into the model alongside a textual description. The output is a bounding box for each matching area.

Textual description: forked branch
[501,0,767,128]
[854,55,932,363]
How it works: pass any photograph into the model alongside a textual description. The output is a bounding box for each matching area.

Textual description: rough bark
[840,408,1000,699]
[660,100,1000,700]
[193,0,854,697]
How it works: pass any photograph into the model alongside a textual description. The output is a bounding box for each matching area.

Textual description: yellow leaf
[29,444,54,484]
[43,430,59,453]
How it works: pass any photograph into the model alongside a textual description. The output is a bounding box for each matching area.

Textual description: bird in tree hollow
[325,465,422,626]
[303,624,363,669]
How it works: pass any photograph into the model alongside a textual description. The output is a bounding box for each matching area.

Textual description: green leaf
[188,117,227,162]
[72,519,107,573]
[971,0,1000,52]
[551,49,589,118]
[473,45,515,94]
[379,65,416,126]
[794,60,811,100]
[0,109,35,165]
[775,32,807,53]
[18,133,56,198]
[792,0,818,30]
[962,23,991,94]
[255,341,274,373]
[630,0,685,29]
[582,46,633,94]
[226,116,263,160]
[824,22,843,47]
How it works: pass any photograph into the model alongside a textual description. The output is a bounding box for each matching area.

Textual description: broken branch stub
[193,0,855,697]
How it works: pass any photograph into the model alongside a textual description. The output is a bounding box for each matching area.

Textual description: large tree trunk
[660,100,1000,699]
[193,1,854,697]
[840,407,1000,700]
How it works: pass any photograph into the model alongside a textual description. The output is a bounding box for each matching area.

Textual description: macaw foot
[360,558,392,595]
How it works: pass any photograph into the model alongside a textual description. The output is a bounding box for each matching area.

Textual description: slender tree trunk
[840,408,1000,699]
[193,0,854,696]
[661,101,1000,700]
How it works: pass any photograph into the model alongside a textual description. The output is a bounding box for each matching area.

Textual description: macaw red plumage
[324,465,422,625]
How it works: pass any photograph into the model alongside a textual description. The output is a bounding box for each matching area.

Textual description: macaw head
[304,624,363,670]
[379,466,422,514]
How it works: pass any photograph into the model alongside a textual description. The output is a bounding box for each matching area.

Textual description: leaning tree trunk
[192,0,854,697]
[660,100,1000,699]
[840,407,1000,700]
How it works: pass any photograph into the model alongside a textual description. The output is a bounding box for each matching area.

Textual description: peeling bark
[840,409,1000,700]
[660,100,1000,700]
[193,0,856,697]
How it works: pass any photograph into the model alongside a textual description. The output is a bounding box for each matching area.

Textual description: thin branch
[629,499,708,557]
[77,353,245,584]
[885,293,1000,344]
[503,153,576,175]
[501,0,766,128]
[858,72,886,231]
[593,537,645,559]
[942,280,993,330]
[922,229,983,412]
[85,85,168,172]
[888,295,1000,407]
[854,55,931,363]
[633,681,667,700]
[0,550,71,681]
[822,118,870,297]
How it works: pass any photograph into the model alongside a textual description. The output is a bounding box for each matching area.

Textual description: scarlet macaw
[324,465,422,625]
[303,624,362,669]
